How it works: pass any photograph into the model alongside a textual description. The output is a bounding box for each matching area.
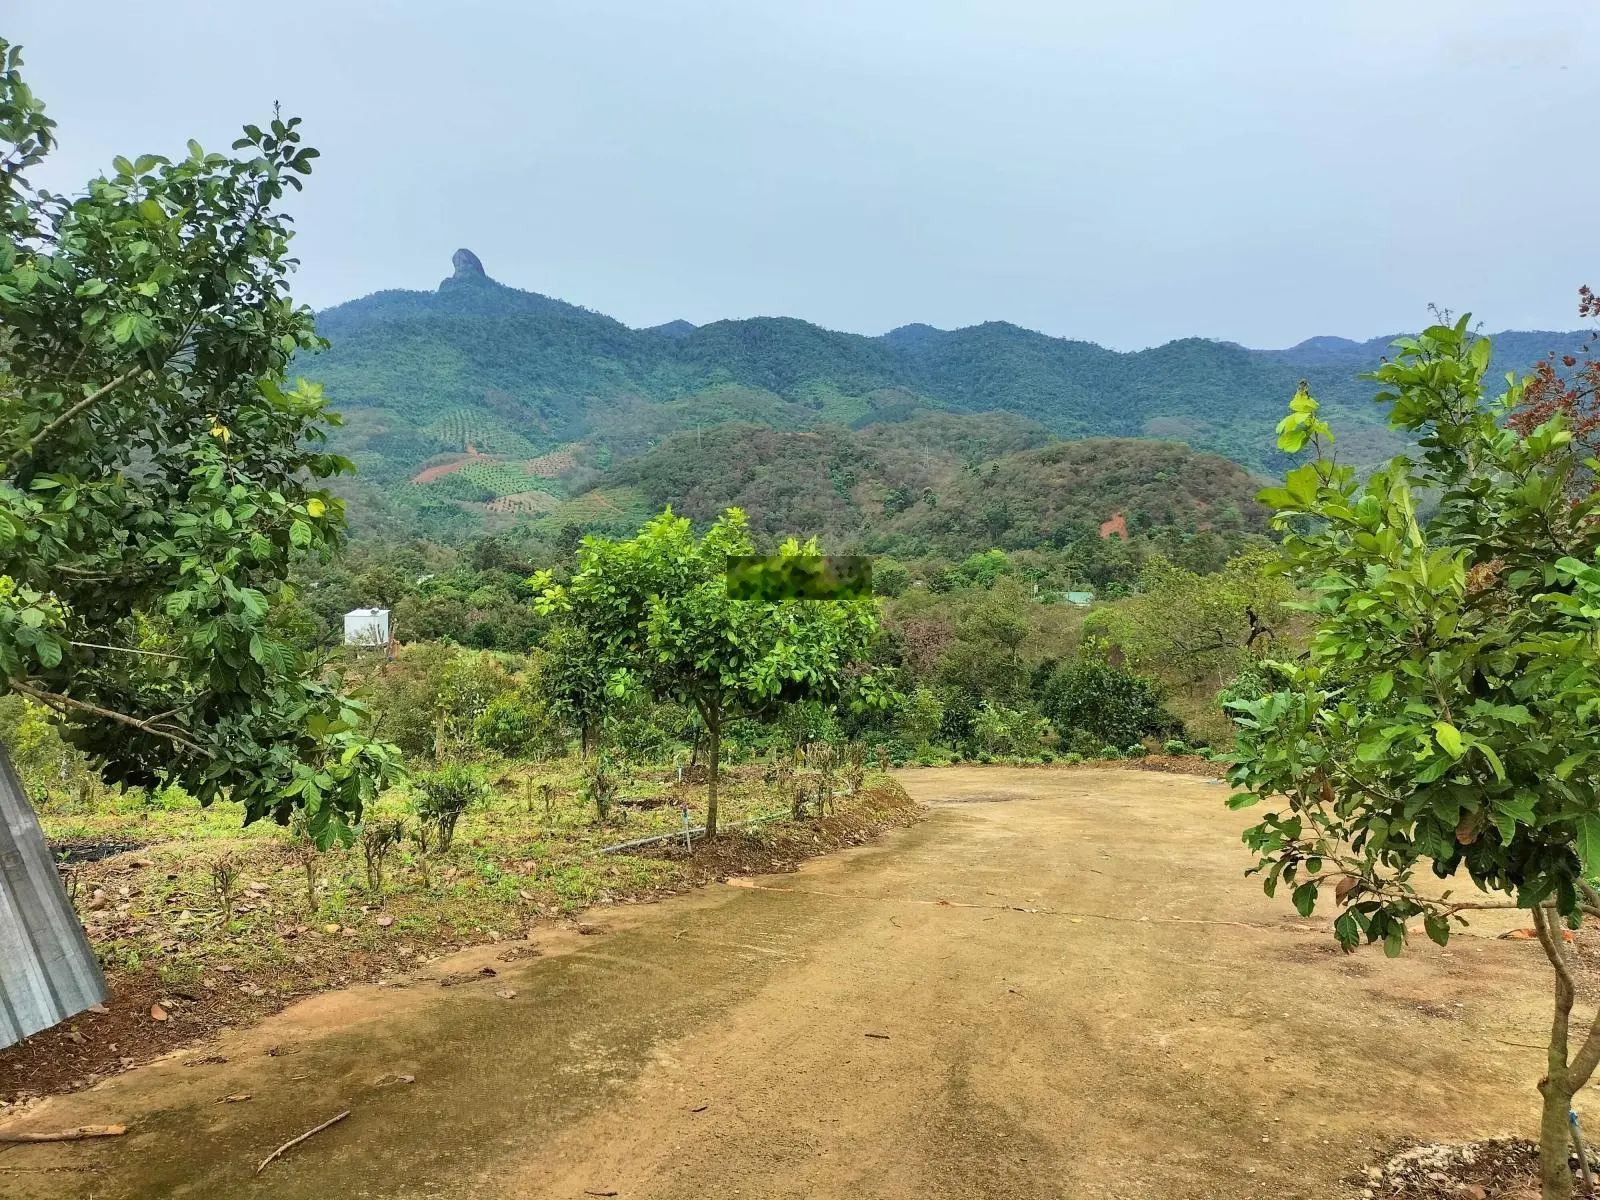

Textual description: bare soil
[0,768,1577,1199]
[0,784,919,1104]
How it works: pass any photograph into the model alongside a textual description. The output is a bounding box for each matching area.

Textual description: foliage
[0,42,401,845]
[1034,658,1177,750]
[1227,318,1600,1198]
[536,507,886,835]
[971,700,1048,757]
[1095,548,1294,689]
[412,762,486,852]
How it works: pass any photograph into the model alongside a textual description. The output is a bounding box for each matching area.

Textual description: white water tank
[343,607,391,648]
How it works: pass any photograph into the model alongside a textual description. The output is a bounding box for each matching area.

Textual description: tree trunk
[1539,1076,1576,1199]
[705,714,721,840]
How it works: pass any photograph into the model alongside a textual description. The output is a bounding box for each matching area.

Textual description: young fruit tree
[1228,316,1600,1198]
[0,42,403,842]
[535,508,887,837]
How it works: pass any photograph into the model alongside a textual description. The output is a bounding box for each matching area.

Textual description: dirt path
[0,768,1568,1199]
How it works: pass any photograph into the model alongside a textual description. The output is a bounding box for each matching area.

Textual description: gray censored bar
[724,556,873,601]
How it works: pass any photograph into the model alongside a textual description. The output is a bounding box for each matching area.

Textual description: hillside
[301,251,1590,537]
[596,415,1268,557]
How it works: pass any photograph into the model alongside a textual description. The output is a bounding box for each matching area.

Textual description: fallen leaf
[518,889,535,902]
[375,914,394,927]
[86,1004,109,1015]
[149,1004,168,1022]
[323,923,341,935]
[863,1032,890,1039]
[373,1072,415,1087]
[495,989,518,1000]
[217,1093,252,1104]
[691,1104,709,1113]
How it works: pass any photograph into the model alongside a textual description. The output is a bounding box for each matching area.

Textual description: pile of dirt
[1352,1138,1595,1198]
[0,782,922,1104]
[1126,753,1218,777]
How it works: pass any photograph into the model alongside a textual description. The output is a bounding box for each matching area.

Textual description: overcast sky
[10,1,1597,349]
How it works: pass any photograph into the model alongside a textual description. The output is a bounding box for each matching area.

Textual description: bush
[1063,752,1083,764]
[1035,658,1180,748]
[1162,739,1189,755]
[413,763,488,852]
[1124,742,1148,758]
[972,700,1048,757]
[1096,745,1123,760]
[977,752,993,763]
[1039,750,1054,763]
[872,558,912,597]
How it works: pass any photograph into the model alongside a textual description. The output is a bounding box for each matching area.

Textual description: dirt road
[0,768,1567,1198]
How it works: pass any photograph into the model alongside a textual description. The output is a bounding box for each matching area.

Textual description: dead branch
[0,1125,126,1143]
[255,1110,350,1175]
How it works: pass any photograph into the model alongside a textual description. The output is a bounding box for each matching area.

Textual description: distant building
[1064,591,1094,607]
[344,607,391,649]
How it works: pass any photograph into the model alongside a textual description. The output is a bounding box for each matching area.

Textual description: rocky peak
[451,248,485,278]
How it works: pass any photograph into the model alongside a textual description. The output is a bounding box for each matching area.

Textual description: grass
[42,758,835,989]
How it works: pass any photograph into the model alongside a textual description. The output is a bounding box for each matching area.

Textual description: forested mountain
[602,416,1267,558]
[302,251,1588,540]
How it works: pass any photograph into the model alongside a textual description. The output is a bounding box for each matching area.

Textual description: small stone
[495,989,518,1000]
[150,1004,169,1022]
[375,915,394,927]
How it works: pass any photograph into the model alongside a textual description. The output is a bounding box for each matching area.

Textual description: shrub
[1039,751,1054,763]
[1162,739,1189,755]
[1124,742,1148,758]
[358,817,406,897]
[1063,752,1083,764]
[972,700,1048,757]
[1096,745,1123,760]
[413,763,488,852]
[1035,658,1180,748]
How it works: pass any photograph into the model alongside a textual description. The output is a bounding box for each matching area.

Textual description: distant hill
[301,250,1591,538]
[599,415,1269,557]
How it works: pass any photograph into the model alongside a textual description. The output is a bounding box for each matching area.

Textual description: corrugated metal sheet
[0,746,108,1048]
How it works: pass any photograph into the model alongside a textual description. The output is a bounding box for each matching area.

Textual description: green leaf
[1291,881,1317,917]
[1383,928,1405,958]
[1433,721,1463,758]
[1368,672,1394,702]
[1423,913,1450,947]
[1576,814,1600,880]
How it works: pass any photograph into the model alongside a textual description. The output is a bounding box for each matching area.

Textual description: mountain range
[302,250,1589,547]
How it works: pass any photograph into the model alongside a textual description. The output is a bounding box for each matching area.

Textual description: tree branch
[69,640,183,661]
[8,681,208,755]
[4,367,143,476]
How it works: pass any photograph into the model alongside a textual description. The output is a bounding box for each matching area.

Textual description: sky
[9,1,1598,350]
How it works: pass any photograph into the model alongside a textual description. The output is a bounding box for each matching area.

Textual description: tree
[1033,657,1175,751]
[1098,547,1292,690]
[537,508,885,836]
[1228,317,1600,1199]
[0,41,401,846]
